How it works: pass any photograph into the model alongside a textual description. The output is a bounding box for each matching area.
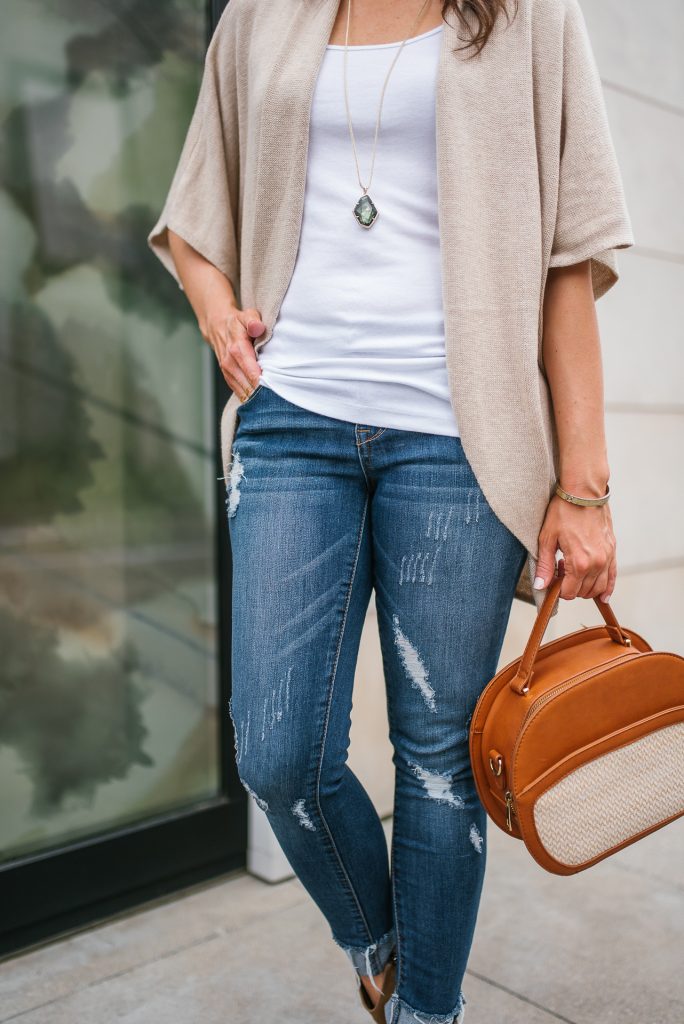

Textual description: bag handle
[509,560,632,695]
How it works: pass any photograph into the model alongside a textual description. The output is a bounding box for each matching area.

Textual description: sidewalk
[1,816,682,1024]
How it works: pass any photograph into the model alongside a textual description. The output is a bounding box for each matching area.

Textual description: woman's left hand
[533,495,617,602]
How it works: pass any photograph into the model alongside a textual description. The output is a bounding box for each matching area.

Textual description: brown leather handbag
[469,564,684,875]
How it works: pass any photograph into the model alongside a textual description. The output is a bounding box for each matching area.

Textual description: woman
[148,1,634,1021]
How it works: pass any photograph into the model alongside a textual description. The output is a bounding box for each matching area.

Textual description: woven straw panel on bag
[533,721,684,866]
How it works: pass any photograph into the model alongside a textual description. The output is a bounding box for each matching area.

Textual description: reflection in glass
[0,0,220,862]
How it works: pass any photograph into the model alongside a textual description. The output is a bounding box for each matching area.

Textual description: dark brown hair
[442,0,518,56]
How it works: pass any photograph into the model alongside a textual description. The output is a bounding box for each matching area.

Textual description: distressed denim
[226,383,527,1024]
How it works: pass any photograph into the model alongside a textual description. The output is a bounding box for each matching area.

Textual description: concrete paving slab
[0,869,307,1019]
[0,896,359,1024]
[1,817,682,1024]
[0,885,574,1024]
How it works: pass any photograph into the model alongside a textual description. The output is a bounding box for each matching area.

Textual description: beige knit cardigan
[148,0,635,613]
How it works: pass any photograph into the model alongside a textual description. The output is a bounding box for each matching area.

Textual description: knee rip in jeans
[291,798,317,831]
[409,762,465,810]
[469,823,484,853]
[392,615,437,713]
[226,447,245,518]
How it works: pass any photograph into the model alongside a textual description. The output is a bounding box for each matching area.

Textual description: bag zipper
[489,787,517,832]
[519,649,639,732]
[503,649,641,830]
[504,790,515,831]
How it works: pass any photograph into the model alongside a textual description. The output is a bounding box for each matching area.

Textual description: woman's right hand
[202,305,266,401]
[166,229,266,402]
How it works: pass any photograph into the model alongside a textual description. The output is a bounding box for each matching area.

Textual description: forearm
[541,260,610,498]
[168,229,238,339]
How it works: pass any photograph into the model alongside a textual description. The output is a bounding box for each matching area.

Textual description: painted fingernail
[533,576,545,590]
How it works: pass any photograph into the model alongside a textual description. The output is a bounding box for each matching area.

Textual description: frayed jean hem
[333,925,396,982]
[384,990,467,1024]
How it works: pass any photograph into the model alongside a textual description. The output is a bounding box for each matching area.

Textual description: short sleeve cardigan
[147,0,635,615]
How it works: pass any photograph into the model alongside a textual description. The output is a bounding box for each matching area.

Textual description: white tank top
[257,23,459,437]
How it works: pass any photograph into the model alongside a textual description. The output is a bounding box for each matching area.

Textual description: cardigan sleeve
[146,5,240,296]
[548,0,634,299]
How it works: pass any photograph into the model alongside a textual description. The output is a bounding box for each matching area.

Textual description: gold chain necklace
[342,0,433,228]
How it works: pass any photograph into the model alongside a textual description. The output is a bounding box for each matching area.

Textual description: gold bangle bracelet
[554,481,610,507]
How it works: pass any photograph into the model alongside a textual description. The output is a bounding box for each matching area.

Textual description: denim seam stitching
[390,806,402,1024]
[375,606,403,1019]
[356,426,387,445]
[355,436,372,489]
[314,495,375,945]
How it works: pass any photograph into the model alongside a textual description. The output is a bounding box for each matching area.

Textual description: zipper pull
[504,790,514,832]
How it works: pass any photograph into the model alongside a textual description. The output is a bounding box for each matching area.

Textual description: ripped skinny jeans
[226,383,527,1024]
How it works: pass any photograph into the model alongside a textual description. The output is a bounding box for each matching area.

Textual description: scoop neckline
[326,24,444,50]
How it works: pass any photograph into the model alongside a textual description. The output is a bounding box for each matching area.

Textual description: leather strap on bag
[510,563,632,695]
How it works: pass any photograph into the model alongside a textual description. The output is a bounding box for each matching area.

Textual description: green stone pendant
[353,193,378,228]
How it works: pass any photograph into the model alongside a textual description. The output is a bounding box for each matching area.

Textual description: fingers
[559,561,583,600]
[533,531,558,591]
[561,548,615,601]
[600,552,618,603]
[578,566,603,600]
[591,548,616,604]
[577,530,617,601]
[215,307,266,399]
[591,565,611,601]
[245,314,267,339]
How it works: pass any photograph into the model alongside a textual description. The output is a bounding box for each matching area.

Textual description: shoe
[357,953,396,1023]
